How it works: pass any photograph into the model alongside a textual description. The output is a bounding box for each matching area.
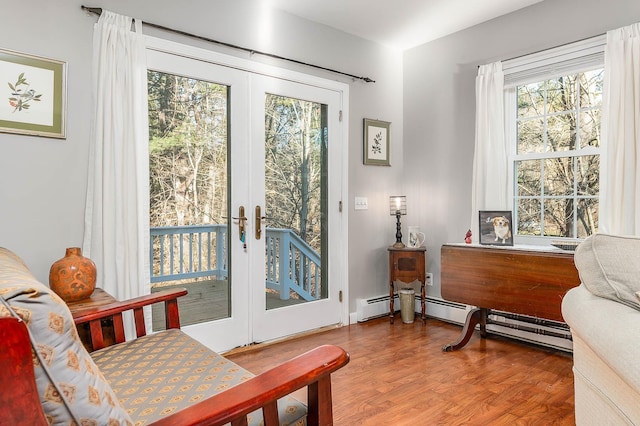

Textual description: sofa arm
[71,288,188,350]
[153,344,350,426]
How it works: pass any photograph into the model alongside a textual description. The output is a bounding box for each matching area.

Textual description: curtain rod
[81,6,375,83]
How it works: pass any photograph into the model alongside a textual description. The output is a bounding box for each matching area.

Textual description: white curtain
[83,11,150,337]
[601,23,640,235]
[470,62,509,238]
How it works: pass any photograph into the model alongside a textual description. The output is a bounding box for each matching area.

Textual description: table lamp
[389,195,407,248]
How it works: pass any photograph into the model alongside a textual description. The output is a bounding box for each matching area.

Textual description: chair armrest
[71,288,188,323]
[152,344,350,426]
[72,288,188,350]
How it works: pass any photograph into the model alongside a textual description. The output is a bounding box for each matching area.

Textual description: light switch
[354,197,368,210]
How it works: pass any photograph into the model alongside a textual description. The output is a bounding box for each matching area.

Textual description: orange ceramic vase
[49,247,97,302]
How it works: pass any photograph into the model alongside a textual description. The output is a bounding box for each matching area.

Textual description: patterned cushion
[92,329,307,426]
[0,247,133,426]
[574,233,640,310]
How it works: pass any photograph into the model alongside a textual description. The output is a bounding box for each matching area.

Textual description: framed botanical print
[363,118,390,166]
[0,48,66,139]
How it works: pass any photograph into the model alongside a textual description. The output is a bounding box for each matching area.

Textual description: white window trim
[503,35,606,87]
[503,36,605,245]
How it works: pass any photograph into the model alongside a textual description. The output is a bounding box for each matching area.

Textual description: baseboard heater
[487,310,571,340]
[356,294,467,323]
[356,294,572,351]
[356,294,399,322]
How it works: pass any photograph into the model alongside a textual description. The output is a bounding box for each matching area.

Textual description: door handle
[255,205,268,240]
[232,206,247,245]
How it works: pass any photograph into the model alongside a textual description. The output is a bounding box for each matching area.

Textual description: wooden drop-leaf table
[440,243,580,351]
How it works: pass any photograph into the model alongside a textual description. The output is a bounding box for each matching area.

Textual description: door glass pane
[264,94,328,310]
[147,70,229,329]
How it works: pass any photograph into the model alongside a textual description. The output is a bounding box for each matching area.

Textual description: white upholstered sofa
[562,233,640,425]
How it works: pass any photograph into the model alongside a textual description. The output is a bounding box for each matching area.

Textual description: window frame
[503,36,605,244]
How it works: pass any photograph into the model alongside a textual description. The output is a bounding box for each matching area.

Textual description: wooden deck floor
[151,279,306,330]
[227,316,575,425]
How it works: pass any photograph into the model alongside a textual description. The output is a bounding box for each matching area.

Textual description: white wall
[403,0,640,299]
[0,1,94,280]
[4,0,638,318]
[0,0,403,314]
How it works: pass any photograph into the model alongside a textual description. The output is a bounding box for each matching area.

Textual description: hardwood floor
[226,317,575,425]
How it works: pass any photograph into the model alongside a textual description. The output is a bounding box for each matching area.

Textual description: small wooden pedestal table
[67,288,117,351]
[388,246,427,324]
[440,243,580,351]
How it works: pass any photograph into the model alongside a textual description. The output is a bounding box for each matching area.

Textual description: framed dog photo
[479,210,514,246]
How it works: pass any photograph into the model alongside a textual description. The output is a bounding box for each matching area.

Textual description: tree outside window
[514,69,602,238]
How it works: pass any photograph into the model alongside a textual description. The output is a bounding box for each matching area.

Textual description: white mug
[407,226,425,248]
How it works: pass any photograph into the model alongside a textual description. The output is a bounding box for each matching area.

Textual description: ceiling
[265,0,544,50]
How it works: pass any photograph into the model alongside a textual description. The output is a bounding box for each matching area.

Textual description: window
[504,36,605,240]
[514,70,602,238]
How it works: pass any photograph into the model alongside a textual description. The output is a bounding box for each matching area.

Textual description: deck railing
[150,224,228,283]
[150,225,321,301]
[264,228,321,302]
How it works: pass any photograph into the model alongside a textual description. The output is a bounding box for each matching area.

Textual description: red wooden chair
[0,317,48,425]
[1,288,349,426]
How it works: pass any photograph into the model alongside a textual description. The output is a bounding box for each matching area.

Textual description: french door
[146,45,345,352]
[250,76,343,343]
